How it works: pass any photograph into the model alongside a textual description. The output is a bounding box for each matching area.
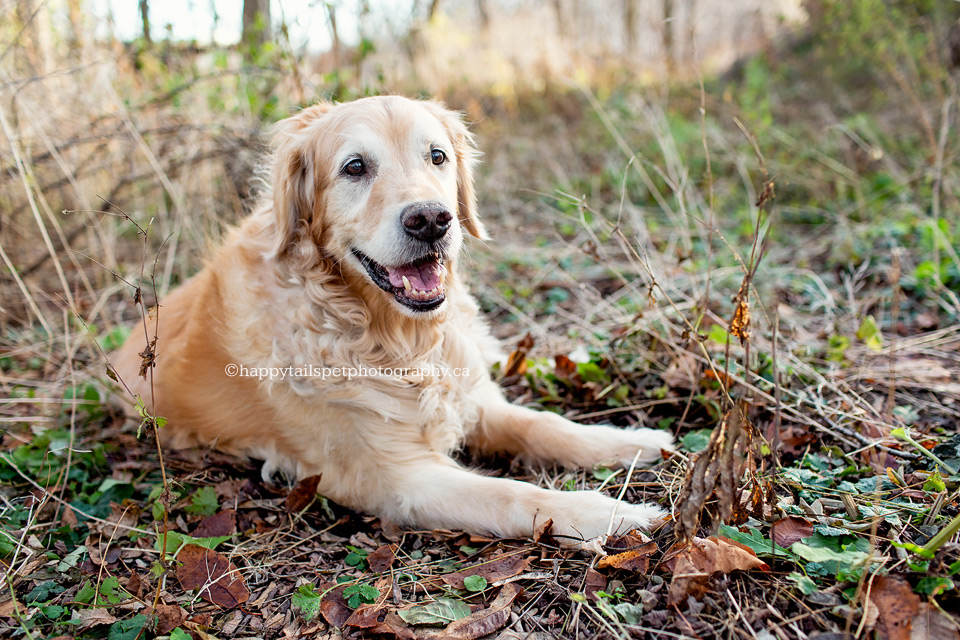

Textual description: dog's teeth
[439,267,447,284]
[402,276,412,292]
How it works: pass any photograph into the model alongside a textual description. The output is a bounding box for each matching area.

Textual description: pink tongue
[387,261,442,291]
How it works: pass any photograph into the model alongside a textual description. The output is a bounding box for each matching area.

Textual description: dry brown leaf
[441,554,530,590]
[771,516,814,548]
[503,350,528,377]
[77,607,117,630]
[503,335,534,377]
[146,604,188,635]
[345,605,418,639]
[553,354,577,379]
[910,603,960,640]
[532,518,554,545]
[871,576,920,640]
[584,568,607,602]
[368,543,398,573]
[443,583,522,640]
[661,353,699,390]
[285,475,322,513]
[0,597,22,619]
[319,584,352,629]
[664,536,769,606]
[597,544,657,574]
[176,544,250,608]
[191,509,237,538]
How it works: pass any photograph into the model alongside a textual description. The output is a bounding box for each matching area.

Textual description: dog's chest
[269,323,486,453]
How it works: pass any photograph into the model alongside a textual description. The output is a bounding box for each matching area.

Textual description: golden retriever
[113,96,673,543]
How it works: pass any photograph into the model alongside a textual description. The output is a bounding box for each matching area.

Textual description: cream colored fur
[113,96,674,543]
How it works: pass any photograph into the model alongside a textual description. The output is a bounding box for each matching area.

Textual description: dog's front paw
[546,491,668,542]
[604,426,675,468]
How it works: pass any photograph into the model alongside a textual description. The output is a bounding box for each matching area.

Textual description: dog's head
[266,96,487,315]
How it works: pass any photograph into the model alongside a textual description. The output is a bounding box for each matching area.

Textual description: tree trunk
[623,0,637,54]
[476,0,490,31]
[242,0,271,45]
[67,0,85,54]
[552,0,565,39]
[139,0,151,43]
[663,0,675,72]
[326,2,341,67]
[15,0,52,74]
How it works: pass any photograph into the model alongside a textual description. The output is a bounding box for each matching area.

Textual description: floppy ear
[269,102,336,258]
[428,101,489,241]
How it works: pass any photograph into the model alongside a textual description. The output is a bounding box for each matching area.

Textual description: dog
[113,96,674,543]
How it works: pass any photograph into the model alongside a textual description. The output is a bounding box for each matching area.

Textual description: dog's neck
[299,253,456,364]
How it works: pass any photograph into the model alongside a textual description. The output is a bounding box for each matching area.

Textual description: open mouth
[352,249,447,312]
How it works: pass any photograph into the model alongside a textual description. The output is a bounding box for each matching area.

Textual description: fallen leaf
[597,541,658,573]
[664,536,769,605]
[532,518,554,545]
[285,475,322,513]
[344,604,388,629]
[398,597,471,626]
[77,607,117,630]
[584,568,607,602]
[910,602,960,640]
[442,554,530,589]
[146,604,187,635]
[662,353,699,390]
[443,583,522,640]
[0,598,21,618]
[176,544,250,608]
[503,350,528,377]
[345,607,415,640]
[771,517,814,548]
[367,544,398,573]
[319,584,352,629]
[191,510,237,538]
[870,576,919,640]
[125,572,146,599]
[553,354,577,379]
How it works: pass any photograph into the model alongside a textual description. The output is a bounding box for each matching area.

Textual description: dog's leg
[365,457,665,542]
[469,387,675,469]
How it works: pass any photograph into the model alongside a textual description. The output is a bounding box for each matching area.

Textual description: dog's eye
[343,158,365,176]
[430,149,446,166]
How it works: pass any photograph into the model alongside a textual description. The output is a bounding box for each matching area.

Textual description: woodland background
[2,1,960,639]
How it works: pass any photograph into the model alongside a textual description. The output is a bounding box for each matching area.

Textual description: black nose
[400,202,452,243]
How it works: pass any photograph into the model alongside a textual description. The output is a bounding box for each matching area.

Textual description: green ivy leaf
[463,575,487,592]
[923,471,946,493]
[592,467,615,481]
[857,315,883,351]
[613,602,643,624]
[789,542,870,566]
[788,572,818,595]
[292,584,322,621]
[185,486,219,516]
[681,429,712,453]
[155,531,232,557]
[915,576,954,597]
[397,597,471,626]
[107,614,149,640]
[342,583,379,609]
[708,324,730,345]
[344,545,369,570]
[717,525,793,558]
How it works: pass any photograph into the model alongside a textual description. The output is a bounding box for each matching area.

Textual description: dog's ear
[269,102,336,258]
[427,102,489,241]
